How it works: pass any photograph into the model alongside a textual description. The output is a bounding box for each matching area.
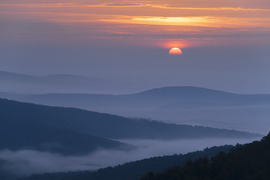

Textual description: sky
[1,0,270,94]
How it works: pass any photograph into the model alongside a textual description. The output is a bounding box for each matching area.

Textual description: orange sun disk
[169,47,183,55]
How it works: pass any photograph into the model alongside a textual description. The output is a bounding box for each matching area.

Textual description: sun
[169,47,183,55]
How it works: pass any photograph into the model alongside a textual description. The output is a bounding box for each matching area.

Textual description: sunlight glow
[169,47,183,55]
[1,0,269,48]
[132,17,209,26]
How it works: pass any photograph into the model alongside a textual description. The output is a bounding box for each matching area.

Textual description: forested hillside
[0,98,259,141]
[140,132,270,180]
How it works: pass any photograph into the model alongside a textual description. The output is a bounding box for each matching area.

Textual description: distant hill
[0,98,259,142]
[140,132,270,180]
[18,145,233,180]
[133,86,234,99]
[0,71,112,94]
[4,86,269,133]
[0,71,101,84]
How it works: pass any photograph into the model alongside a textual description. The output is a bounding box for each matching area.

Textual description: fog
[0,137,260,177]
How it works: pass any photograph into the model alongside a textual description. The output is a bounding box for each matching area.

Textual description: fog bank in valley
[0,137,260,177]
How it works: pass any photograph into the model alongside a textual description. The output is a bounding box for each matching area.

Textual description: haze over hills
[1,75,267,178]
[0,98,258,142]
[2,86,270,134]
[2,0,269,179]
[0,71,122,94]
[0,71,163,94]
[0,98,260,179]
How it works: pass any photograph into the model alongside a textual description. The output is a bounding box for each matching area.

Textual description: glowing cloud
[0,0,269,48]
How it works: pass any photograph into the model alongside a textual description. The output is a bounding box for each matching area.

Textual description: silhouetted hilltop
[134,86,235,98]
[0,71,110,94]
[0,98,259,141]
[0,71,100,83]
[140,132,270,180]
[0,71,36,81]
[0,98,131,155]
[3,86,269,134]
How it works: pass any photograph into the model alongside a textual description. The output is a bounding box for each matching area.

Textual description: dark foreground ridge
[140,132,270,180]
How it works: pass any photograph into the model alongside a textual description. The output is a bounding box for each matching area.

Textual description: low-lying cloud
[0,137,260,177]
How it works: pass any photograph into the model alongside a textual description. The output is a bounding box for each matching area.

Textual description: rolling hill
[0,98,259,141]
[2,86,270,134]
[140,132,270,180]
[0,71,111,94]
[0,98,263,180]
[0,98,131,155]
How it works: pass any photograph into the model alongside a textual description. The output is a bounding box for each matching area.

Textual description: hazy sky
[1,0,270,93]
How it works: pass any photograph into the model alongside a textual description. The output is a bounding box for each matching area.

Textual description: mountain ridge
[140,132,270,180]
[0,98,260,140]
[133,86,237,96]
[2,86,269,134]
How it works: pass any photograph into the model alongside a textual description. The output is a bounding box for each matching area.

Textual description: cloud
[1,0,269,48]
[0,137,259,177]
